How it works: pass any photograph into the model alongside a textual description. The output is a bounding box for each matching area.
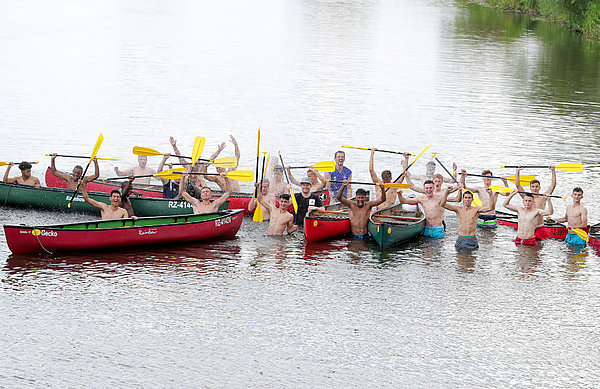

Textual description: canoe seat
[98,220,126,229]
[134,217,176,227]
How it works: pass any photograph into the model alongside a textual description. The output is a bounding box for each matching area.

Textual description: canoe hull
[589,223,600,248]
[496,211,579,240]
[304,203,350,243]
[368,204,426,249]
[4,210,244,255]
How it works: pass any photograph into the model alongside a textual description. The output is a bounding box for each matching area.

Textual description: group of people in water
[3,139,589,250]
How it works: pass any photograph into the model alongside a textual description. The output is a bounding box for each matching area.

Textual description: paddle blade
[289,188,298,213]
[155,168,186,180]
[224,170,255,181]
[89,134,104,163]
[253,202,263,223]
[489,185,513,194]
[556,162,583,172]
[506,175,536,185]
[211,157,238,168]
[572,228,589,242]
[382,182,410,189]
[465,189,483,207]
[410,144,430,167]
[310,160,335,172]
[191,137,206,167]
[133,146,162,157]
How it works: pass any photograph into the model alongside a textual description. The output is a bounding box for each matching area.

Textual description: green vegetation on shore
[480,0,600,37]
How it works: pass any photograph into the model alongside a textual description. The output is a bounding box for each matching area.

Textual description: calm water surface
[1,0,600,387]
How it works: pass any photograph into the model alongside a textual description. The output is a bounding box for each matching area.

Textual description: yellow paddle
[154,169,254,181]
[288,160,335,172]
[500,163,583,172]
[132,146,236,168]
[465,172,536,185]
[341,145,414,156]
[279,151,298,213]
[0,161,39,166]
[326,180,409,189]
[191,137,206,168]
[432,154,483,206]
[45,154,119,161]
[572,228,589,242]
[253,129,263,223]
[68,134,103,208]
[388,144,430,187]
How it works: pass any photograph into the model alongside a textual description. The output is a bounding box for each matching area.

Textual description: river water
[1,0,600,387]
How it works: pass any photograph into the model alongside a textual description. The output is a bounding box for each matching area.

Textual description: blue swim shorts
[424,224,445,239]
[565,232,586,246]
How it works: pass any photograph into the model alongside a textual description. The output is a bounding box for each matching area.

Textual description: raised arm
[503,191,520,212]
[324,172,331,191]
[156,154,170,184]
[398,190,419,205]
[515,167,526,198]
[208,142,226,161]
[545,166,557,195]
[368,183,386,208]
[539,196,554,217]
[83,158,99,182]
[49,154,72,181]
[405,174,424,193]
[229,135,240,169]
[212,177,232,208]
[369,148,379,183]
[443,162,457,183]
[310,169,326,191]
[80,181,105,210]
[170,137,188,166]
[336,180,353,207]
[178,173,196,204]
[3,162,15,183]
[441,187,459,211]
[286,166,301,187]
[478,187,496,214]
[255,182,272,212]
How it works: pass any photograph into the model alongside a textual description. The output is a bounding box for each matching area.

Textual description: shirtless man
[179,172,231,214]
[369,148,408,209]
[554,187,588,246]
[441,185,496,250]
[50,153,99,190]
[406,160,456,183]
[80,182,129,220]
[515,166,556,240]
[461,169,509,228]
[269,165,289,195]
[287,167,326,192]
[503,190,553,246]
[325,151,352,199]
[3,161,41,187]
[119,176,135,217]
[256,188,298,235]
[398,180,455,239]
[406,173,460,199]
[248,179,276,220]
[337,180,385,239]
[203,136,241,193]
[114,155,155,184]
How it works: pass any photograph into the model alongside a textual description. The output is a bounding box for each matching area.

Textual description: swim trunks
[424,224,444,239]
[477,214,497,228]
[455,235,479,250]
[514,237,537,246]
[352,232,370,240]
[565,232,586,246]
[534,224,549,240]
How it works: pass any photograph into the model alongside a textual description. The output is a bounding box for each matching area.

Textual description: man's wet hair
[334,150,345,158]
[424,180,434,186]
[18,161,32,171]
[356,188,367,197]
[523,193,534,199]
[280,193,290,201]
[74,165,83,171]
[433,173,444,181]
[381,170,392,181]
[482,170,492,176]
[426,161,436,169]
[529,179,540,186]
[463,190,473,198]
[573,187,583,194]
[110,189,121,197]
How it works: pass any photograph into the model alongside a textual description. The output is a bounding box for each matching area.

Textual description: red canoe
[496,211,590,240]
[4,209,244,255]
[304,202,350,243]
[589,223,600,248]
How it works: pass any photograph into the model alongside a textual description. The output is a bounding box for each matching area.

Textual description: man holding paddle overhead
[515,166,556,240]
[325,151,352,200]
[337,180,386,239]
[553,187,588,246]
[398,181,456,239]
[369,148,408,210]
[179,171,231,214]
[503,190,553,246]
[461,169,509,228]
[248,179,276,220]
[441,174,496,250]
[287,168,326,192]
[202,136,241,193]
[3,161,41,188]
[114,155,156,185]
[50,153,99,190]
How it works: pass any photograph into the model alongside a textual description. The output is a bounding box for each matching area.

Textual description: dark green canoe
[368,203,426,249]
[0,182,228,217]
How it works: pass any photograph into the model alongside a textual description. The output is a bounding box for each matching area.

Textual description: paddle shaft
[433,156,459,185]
[47,154,118,161]
[503,165,552,169]
[387,145,430,192]
[329,180,391,187]
[518,191,564,199]
[67,160,94,206]
[342,145,412,155]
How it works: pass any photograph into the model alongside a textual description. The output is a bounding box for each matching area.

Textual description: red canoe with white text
[4,209,244,255]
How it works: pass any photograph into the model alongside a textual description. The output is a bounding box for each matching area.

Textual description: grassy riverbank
[480,0,600,37]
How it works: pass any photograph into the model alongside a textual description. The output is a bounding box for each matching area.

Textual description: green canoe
[0,182,228,217]
[368,203,426,249]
